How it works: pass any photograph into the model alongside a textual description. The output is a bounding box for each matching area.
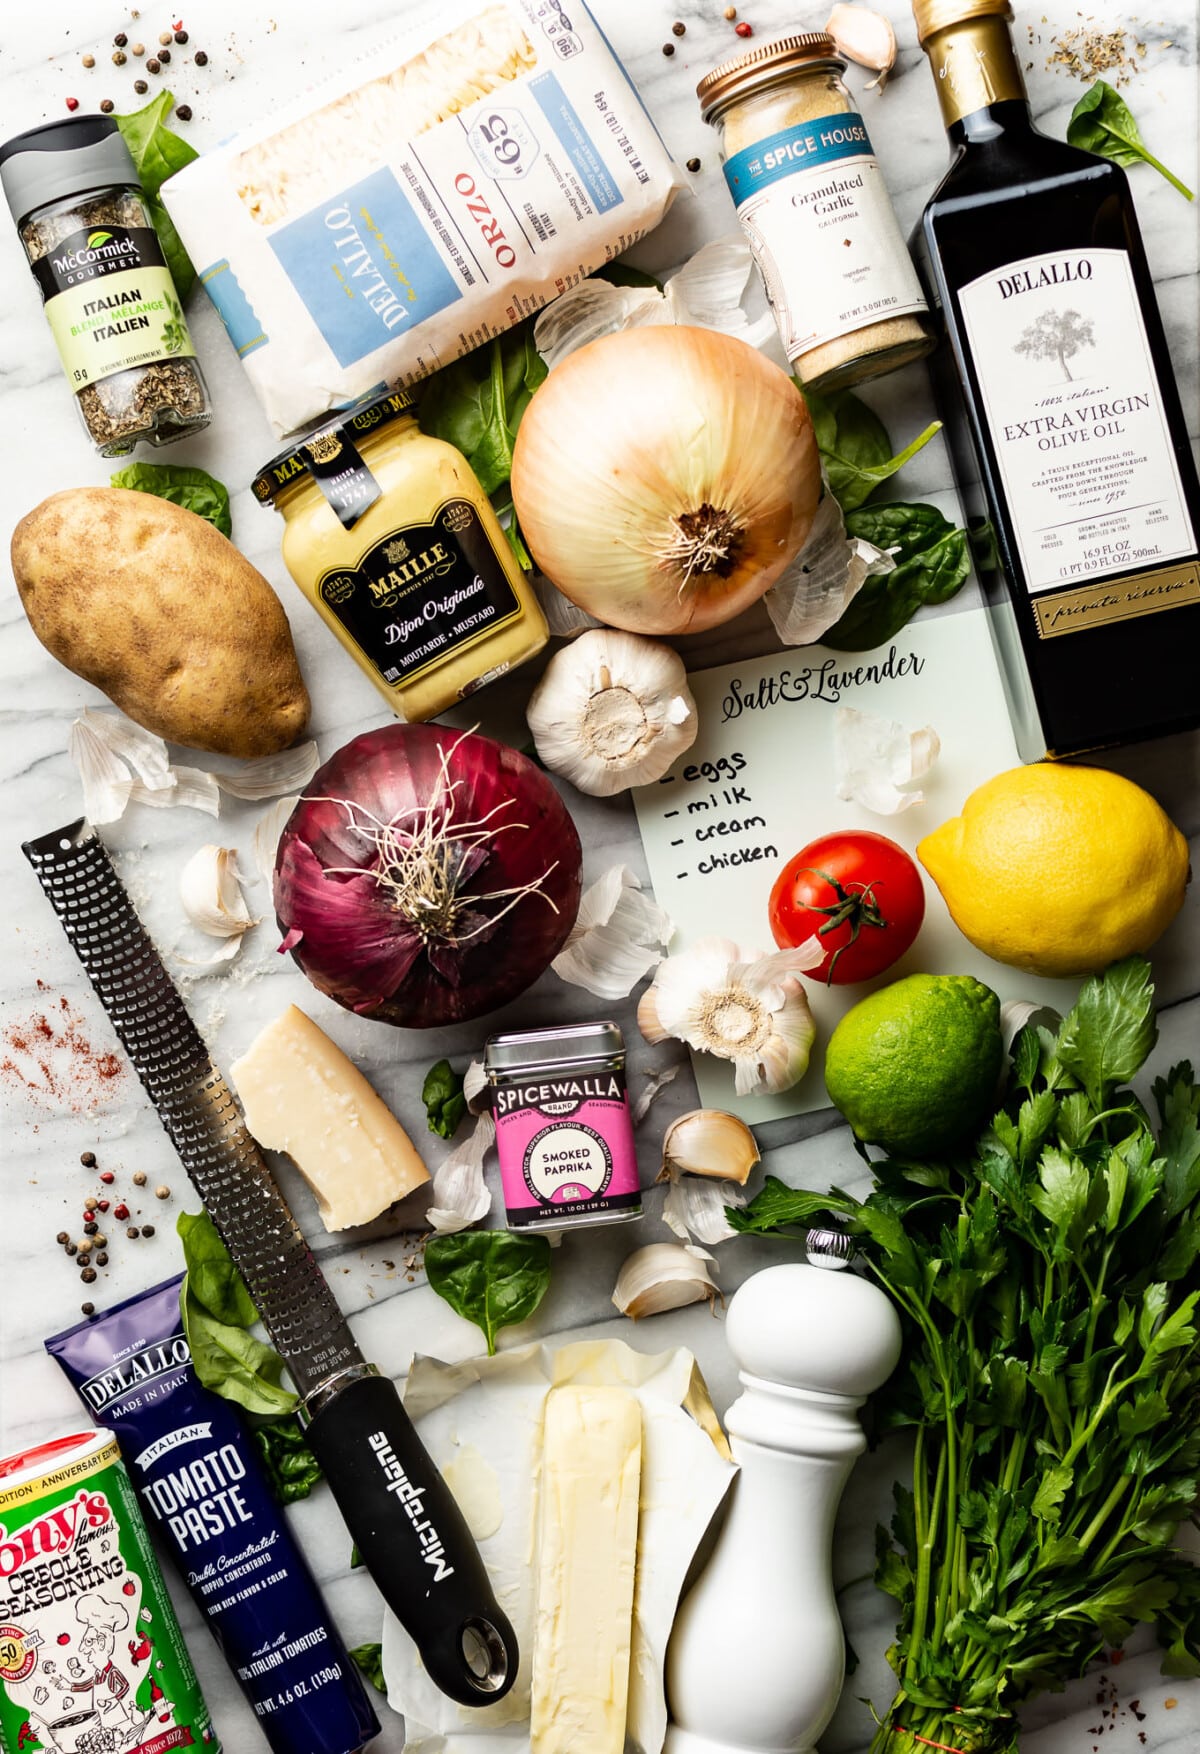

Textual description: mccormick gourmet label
[0,1429,217,1754]
[487,1025,643,1231]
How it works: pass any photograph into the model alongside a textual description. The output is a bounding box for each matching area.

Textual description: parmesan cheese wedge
[530,1386,642,1754]
[230,1004,429,1230]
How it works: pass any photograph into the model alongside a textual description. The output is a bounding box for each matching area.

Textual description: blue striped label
[723,112,874,205]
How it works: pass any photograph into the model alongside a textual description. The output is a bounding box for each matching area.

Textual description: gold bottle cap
[697,33,844,123]
[911,0,1012,47]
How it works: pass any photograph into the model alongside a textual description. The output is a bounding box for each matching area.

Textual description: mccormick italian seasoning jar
[0,115,210,455]
[0,1429,218,1754]
[698,34,934,391]
[485,1023,642,1232]
[255,389,548,724]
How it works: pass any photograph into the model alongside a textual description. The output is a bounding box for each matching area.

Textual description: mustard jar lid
[252,386,418,527]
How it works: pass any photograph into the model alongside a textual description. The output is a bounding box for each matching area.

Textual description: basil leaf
[252,1417,323,1504]
[350,1644,387,1696]
[425,1231,552,1355]
[1067,81,1194,201]
[115,91,200,299]
[823,503,970,650]
[177,1210,258,1327]
[421,1058,467,1141]
[419,323,547,498]
[802,385,942,512]
[181,1291,298,1417]
[110,462,232,537]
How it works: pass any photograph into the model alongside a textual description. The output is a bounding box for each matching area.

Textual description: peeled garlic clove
[826,3,897,88]
[527,628,699,796]
[659,1109,760,1185]
[612,1243,719,1319]
[426,1111,496,1233]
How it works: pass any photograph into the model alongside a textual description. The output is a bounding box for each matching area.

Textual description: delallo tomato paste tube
[0,1426,217,1754]
[46,1276,379,1754]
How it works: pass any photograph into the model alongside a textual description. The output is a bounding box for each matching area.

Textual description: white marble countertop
[1,2,1197,1753]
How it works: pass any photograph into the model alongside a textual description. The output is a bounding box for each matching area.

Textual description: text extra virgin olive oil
[911,0,1200,759]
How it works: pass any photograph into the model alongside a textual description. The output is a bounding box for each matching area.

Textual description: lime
[824,973,1002,1157]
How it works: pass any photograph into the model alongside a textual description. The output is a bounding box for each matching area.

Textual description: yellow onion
[510,326,821,635]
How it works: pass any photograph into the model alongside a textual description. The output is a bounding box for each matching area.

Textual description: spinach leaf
[177,1210,258,1327]
[252,1417,323,1504]
[425,1231,552,1355]
[728,1176,858,1236]
[110,463,232,537]
[824,503,971,650]
[422,1059,467,1141]
[419,323,547,498]
[115,92,199,298]
[801,385,942,512]
[349,1644,387,1696]
[181,1291,298,1417]
[1067,81,1194,201]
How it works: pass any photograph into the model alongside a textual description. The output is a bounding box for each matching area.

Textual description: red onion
[274,724,582,1028]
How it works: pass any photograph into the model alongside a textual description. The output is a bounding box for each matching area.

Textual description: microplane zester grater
[23,817,518,1707]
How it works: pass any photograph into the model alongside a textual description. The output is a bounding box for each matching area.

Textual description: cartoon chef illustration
[72,1592,156,1745]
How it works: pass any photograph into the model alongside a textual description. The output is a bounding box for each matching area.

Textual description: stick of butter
[530,1385,642,1754]
[230,1004,429,1230]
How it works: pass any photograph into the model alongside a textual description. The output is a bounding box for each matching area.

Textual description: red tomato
[768,831,925,984]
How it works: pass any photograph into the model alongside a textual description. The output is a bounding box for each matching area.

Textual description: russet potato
[11,486,310,757]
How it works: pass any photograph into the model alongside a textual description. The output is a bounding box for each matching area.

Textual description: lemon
[825,973,1002,1157]
[918,764,1189,978]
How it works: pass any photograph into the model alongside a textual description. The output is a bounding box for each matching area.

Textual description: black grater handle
[305,1371,517,1704]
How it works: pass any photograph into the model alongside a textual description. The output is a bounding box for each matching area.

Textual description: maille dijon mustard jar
[698,33,933,391]
[254,390,548,723]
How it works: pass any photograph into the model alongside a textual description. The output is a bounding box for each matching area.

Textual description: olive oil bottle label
[316,498,522,688]
[32,223,196,387]
[958,246,1196,616]
[722,111,928,358]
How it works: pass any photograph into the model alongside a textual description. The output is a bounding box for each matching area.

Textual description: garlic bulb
[660,1110,760,1185]
[638,937,822,1098]
[527,630,699,796]
[826,4,897,90]
[612,1243,719,1319]
[179,845,260,965]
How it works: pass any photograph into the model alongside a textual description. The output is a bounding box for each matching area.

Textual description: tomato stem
[797,866,889,983]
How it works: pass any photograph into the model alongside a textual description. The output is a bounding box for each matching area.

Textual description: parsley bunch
[733,958,1200,1753]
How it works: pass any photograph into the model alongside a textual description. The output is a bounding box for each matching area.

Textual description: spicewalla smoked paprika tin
[485,1022,643,1231]
[0,1428,218,1754]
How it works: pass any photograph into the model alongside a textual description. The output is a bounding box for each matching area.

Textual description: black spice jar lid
[252,386,419,508]
[0,115,140,226]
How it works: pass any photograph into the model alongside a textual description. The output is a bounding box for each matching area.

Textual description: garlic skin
[662,1177,746,1247]
[552,865,674,1000]
[179,845,260,965]
[638,937,822,1098]
[660,1110,760,1186]
[833,705,941,815]
[426,1111,496,1233]
[826,4,898,90]
[527,630,699,796]
[612,1243,719,1319]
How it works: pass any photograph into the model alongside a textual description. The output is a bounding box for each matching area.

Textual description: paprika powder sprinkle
[0,990,126,1111]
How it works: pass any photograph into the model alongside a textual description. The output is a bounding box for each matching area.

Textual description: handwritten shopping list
[633,609,1081,1124]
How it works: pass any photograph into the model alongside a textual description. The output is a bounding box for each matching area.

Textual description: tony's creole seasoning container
[698,34,933,391]
[0,1429,218,1754]
[485,1023,642,1231]
[254,389,548,724]
[0,115,211,455]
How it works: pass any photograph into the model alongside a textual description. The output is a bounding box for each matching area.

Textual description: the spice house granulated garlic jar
[698,33,934,390]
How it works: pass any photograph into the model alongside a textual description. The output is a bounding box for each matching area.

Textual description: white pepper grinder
[664,1240,903,1754]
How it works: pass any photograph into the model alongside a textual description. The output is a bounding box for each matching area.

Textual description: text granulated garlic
[698,32,933,390]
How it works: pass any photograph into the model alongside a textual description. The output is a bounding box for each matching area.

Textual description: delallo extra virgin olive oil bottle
[910,0,1200,759]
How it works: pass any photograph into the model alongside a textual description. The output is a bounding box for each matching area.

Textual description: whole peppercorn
[132,1170,147,1187]
[84,1195,98,1211]
[77,1237,93,1255]
[84,1220,99,1237]
[158,47,171,63]
[114,1202,130,1221]
[134,80,148,93]
[672,20,686,35]
[174,28,188,43]
[132,42,145,56]
[175,104,192,121]
[155,1185,171,1200]
[81,1302,96,1316]
[99,1170,115,1184]
[57,1231,70,1246]
[127,1226,140,1240]
[65,97,80,111]
[114,31,128,47]
[662,42,675,57]
[95,1252,109,1266]
[142,1224,157,1238]
[81,1267,97,1284]
[194,49,208,66]
[724,5,738,17]
[92,1234,107,1249]
[735,21,753,37]
[97,1199,110,1213]
[686,156,701,172]
[146,57,161,74]
[158,30,172,45]
[82,53,96,68]
[112,50,127,65]
[65,1242,78,1256]
[81,1150,97,1167]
